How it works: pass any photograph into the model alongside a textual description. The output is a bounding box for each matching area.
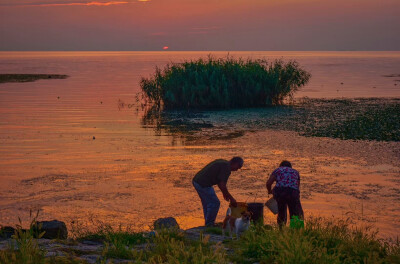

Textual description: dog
[222,208,252,239]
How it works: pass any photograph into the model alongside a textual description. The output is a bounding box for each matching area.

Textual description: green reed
[140,56,311,109]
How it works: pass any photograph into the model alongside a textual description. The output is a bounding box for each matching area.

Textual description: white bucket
[265,197,278,215]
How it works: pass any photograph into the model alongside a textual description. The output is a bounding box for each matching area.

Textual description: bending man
[192,157,243,227]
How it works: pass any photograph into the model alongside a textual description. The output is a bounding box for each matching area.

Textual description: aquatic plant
[0,74,68,83]
[317,103,400,141]
[140,56,311,109]
[140,98,400,142]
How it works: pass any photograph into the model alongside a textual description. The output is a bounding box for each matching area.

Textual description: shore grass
[140,56,311,109]
[1,217,399,263]
[0,74,68,84]
[229,217,400,264]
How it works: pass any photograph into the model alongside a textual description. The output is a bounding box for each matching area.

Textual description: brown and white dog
[222,208,252,239]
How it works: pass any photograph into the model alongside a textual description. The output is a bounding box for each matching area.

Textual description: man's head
[230,157,244,171]
[279,160,292,168]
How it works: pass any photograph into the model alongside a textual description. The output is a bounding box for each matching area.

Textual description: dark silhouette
[192,157,243,226]
[266,160,304,226]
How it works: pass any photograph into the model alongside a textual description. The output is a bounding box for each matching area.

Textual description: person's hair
[230,157,244,167]
[279,160,292,168]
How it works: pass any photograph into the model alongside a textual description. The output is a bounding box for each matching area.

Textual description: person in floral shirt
[266,160,304,226]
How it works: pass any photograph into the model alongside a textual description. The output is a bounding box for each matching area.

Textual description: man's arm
[266,173,276,194]
[217,181,237,207]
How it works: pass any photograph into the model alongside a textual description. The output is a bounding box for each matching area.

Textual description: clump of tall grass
[143,229,228,264]
[230,216,400,264]
[99,228,228,263]
[140,56,311,109]
[0,211,46,264]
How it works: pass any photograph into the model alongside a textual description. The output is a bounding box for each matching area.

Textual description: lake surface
[0,51,399,237]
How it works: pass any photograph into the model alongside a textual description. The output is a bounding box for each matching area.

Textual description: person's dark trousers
[192,180,221,226]
[273,187,304,226]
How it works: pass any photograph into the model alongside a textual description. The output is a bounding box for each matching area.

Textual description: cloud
[149,32,168,36]
[191,26,222,31]
[0,0,147,7]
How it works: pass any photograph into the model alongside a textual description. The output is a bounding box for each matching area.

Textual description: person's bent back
[266,160,304,226]
[193,157,243,227]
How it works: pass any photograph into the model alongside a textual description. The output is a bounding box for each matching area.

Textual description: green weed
[140,55,311,109]
[0,211,46,264]
[230,216,400,264]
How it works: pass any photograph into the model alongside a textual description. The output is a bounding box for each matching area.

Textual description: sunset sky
[0,0,399,51]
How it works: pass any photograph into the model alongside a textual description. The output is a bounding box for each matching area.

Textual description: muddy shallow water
[0,51,399,238]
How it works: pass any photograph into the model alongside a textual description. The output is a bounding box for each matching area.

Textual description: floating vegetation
[0,74,68,84]
[383,74,400,78]
[309,102,400,141]
[140,56,311,109]
[141,98,400,142]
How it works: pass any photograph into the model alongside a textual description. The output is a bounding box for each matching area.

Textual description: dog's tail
[226,207,232,216]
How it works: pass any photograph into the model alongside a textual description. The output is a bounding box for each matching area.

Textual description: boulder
[153,217,179,230]
[0,226,15,239]
[36,220,68,239]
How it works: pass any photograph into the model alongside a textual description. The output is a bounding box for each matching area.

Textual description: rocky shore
[0,217,228,264]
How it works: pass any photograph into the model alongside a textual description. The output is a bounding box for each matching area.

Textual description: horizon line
[0,50,399,52]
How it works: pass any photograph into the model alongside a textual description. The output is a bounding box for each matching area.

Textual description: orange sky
[0,0,399,50]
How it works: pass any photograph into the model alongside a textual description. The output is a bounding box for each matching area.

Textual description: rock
[0,226,15,239]
[36,220,68,239]
[153,217,179,230]
[78,254,100,264]
[185,227,225,243]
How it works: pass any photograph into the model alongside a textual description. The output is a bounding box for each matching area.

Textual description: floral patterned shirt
[272,166,300,190]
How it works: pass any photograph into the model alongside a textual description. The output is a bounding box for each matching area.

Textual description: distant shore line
[0,74,68,84]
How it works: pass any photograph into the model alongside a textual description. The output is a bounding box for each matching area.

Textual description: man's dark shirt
[193,159,231,187]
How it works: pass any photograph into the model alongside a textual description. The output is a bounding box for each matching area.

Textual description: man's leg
[203,187,220,226]
[193,181,208,223]
[193,181,220,226]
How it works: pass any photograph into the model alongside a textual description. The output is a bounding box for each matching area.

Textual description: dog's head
[241,211,252,222]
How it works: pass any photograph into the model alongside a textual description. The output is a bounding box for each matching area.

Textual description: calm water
[0,51,399,236]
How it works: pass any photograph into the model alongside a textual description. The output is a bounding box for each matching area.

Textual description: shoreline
[1,215,398,263]
[0,74,68,84]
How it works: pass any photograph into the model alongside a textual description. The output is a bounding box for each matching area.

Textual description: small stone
[0,226,15,239]
[36,220,68,239]
[153,217,179,230]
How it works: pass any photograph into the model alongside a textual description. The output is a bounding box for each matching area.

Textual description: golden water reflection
[0,52,399,238]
